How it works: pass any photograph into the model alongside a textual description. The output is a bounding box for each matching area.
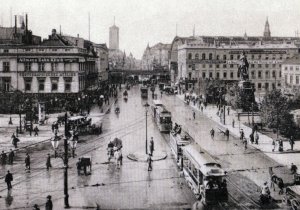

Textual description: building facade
[282,55,300,97]
[0,28,98,94]
[170,19,300,94]
[94,43,109,84]
[109,23,119,50]
[141,43,171,70]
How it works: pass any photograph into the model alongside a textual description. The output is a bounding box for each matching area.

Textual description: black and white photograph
[0,0,300,209]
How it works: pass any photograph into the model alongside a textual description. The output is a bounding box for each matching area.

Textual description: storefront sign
[20,72,77,77]
[18,58,79,63]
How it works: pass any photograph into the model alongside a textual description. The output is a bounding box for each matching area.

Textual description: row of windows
[285,75,300,85]
[187,52,289,61]
[284,66,300,71]
[257,82,281,90]
[24,79,72,92]
[188,63,282,69]
[198,70,281,79]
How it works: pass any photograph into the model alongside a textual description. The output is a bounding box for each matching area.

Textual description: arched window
[209,53,213,60]
[188,53,192,60]
[195,53,199,60]
[202,53,206,60]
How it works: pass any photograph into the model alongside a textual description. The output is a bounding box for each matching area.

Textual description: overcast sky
[0,0,299,58]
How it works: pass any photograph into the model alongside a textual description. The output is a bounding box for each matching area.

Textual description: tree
[260,89,296,137]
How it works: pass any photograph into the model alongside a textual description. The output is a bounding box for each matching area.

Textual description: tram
[141,86,148,98]
[151,100,172,132]
[181,143,228,204]
[170,129,193,163]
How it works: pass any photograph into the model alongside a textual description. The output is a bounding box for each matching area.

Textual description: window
[216,55,219,60]
[3,62,10,72]
[38,63,45,71]
[38,78,45,91]
[265,83,269,90]
[265,71,270,79]
[202,72,206,78]
[209,72,213,78]
[216,72,220,79]
[223,72,227,78]
[296,76,299,85]
[223,55,227,60]
[4,49,9,53]
[272,64,276,68]
[209,64,212,68]
[230,55,234,60]
[265,64,269,68]
[202,64,206,68]
[258,83,262,90]
[51,63,58,71]
[285,66,288,70]
[258,71,262,78]
[251,71,255,79]
[272,83,275,89]
[272,71,276,78]
[290,66,293,70]
[51,78,59,92]
[202,53,206,60]
[258,64,262,68]
[195,53,199,60]
[25,63,31,71]
[290,75,294,84]
[251,55,255,59]
[1,77,11,92]
[192,64,195,71]
[209,53,213,60]
[188,53,192,60]
[230,72,234,79]
[258,55,261,59]
[223,64,227,68]
[279,71,282,77]
[237,55,240,59]
[64,77,72,92]
[216,64,219,68]
[230,64,234,68]
[188,73,192,80]
[24,78,32,91]
[251,64,255,68]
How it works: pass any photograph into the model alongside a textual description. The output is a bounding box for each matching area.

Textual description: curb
[127,151,168,162]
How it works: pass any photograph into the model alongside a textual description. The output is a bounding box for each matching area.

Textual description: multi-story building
[170,18,300,94]
[109,21,119,50]
[282,54,300,97]
[0,19,98,94]
[141,43,171,70]
[94,43,109,84]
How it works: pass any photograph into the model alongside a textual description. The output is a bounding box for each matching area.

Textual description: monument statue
[237,51,249,81]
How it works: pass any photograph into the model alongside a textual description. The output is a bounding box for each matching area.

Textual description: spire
[263,16,271,38]
[244,30,248,40]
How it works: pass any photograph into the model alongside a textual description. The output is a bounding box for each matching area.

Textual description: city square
[0,0,300,209]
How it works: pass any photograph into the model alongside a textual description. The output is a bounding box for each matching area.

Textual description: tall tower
[109,17,119,50]
[263,17,271,38]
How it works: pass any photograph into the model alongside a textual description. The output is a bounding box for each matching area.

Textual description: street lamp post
[51,135,60,158]
[144,102,150,154]
[64,112,70,208]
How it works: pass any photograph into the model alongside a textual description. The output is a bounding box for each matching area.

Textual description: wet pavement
[0,85,196,210]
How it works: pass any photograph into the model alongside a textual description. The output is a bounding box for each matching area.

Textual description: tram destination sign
[17,58,79,63]
[20,72,77,77]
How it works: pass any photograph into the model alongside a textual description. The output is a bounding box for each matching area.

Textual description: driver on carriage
[123,90,128,96]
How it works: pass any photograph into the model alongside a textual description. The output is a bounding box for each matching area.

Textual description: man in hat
[25,153,31,170]
[147,154,153,171]
[149,137,154,156]
[46,154,52,171]
[33,126,39,136]
[5,170,13,190]
[1,151,7,165]
[45,195,53,210]
[8,149,14,165]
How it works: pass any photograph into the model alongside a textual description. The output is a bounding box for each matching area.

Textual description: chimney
[14,15,17,34]
[25,13,28,33]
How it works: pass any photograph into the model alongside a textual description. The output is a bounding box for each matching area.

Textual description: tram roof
[68,116,86,121]
[183,143,226,176]
[153,100,163,106]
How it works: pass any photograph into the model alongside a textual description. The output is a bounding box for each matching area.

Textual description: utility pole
[145,109,148,154]
[64,112,70,208]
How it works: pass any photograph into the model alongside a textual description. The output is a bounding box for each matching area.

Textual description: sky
[0,0,299,59]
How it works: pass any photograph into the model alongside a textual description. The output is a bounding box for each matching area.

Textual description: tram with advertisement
[170,128,193,163]
[151,100,172,132]
[140,86,148,98]
[181,143,228,204]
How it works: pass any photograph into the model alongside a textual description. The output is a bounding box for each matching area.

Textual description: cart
[283,185,300,209]
[77,156,92,175]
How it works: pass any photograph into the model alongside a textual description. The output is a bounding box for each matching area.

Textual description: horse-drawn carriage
[68,115,92,135]
[76,156,92,175]
[107,138,123,167]
[123,90,128,101]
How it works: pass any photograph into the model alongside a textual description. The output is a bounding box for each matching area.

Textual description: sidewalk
[177,94,300,167]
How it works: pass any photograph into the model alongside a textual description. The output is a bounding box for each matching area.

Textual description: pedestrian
[76,158,81,175]
[149,137,154,156]
[45,195,53,210]
[200,106,203,113]
[193,111,196,120]
[33,126,39,136]
[243,137,247,150]
[272,139,276,152]
[232,119,235,128]
[8,149,14,165]
[33,204,40,210]
[278,139,284,152]
[147,154,153,171]
[227,106,230,115]
[289,135,295,151]
[240,129,244,141]
[225,129,229,141]
[1,151,7,165]
[210,128,215,139]
[46,154,52,170]
[25,153,31,170]
[255,132,259,145]
[277,178,284,195]
[249,133,254,144]
[291,163,298,174]
[5,170,13,190]
[161,91,163,98]
[12,136,19,148]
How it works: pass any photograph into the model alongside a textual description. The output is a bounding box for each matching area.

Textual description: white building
[282,54,300,97]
